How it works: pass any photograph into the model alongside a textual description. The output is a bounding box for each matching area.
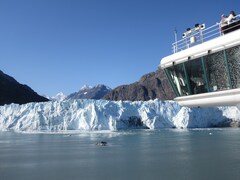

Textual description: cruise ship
[160,14,240,109]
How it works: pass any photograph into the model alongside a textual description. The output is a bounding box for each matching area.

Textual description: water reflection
[0,129,240,180]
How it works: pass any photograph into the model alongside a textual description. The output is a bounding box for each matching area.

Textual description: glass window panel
[166,64,188,96]
[226,45,240,88]
[185,58,207,94]
[204,51,229,92]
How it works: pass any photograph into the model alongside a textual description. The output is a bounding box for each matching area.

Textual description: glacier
[0,99,239,132]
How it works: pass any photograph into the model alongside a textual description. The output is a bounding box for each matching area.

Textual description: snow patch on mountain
[0,99,239,132]
[80,85,92,91]
[50,92,67,101]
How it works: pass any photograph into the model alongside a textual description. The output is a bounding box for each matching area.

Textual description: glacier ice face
[0,99,239,132]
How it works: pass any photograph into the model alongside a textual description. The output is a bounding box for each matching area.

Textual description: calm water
[0,129,240,180]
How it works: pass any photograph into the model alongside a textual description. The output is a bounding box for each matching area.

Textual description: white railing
[172,14,240,53]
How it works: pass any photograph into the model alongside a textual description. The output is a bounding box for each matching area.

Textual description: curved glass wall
[185,58,208,94]
[165,64,188,96]
[165,45,240,97]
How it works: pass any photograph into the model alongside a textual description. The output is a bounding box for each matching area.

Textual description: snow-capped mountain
[0,99,239,132]
[50,92,66,101]
[67,84,112,100]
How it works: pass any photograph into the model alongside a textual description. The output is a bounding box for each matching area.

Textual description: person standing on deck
[226,11,236,24]
[220,14,227,26]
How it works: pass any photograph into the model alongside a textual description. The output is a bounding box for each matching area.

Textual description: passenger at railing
[219,14,227,27]
[219,14,228,34]
[226,11,236,24]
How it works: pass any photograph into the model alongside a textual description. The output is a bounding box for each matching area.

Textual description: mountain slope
[67,84,112,100]
[104,68,175,101]
[0,70,49,105]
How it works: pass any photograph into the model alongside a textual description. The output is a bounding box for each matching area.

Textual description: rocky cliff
[104,68,175,101]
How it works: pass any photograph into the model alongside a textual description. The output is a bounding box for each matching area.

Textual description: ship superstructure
[160,14,240,108]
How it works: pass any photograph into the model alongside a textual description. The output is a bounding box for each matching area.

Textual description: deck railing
[172,14,240,53]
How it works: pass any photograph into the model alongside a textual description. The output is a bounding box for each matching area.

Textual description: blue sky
[0,0,239,96]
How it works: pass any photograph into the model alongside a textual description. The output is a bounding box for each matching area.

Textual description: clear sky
[0,0,239,96]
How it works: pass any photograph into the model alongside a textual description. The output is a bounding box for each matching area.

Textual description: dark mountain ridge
[0,70,49,105]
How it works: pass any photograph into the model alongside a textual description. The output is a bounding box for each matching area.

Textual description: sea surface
[0,129,240,180]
